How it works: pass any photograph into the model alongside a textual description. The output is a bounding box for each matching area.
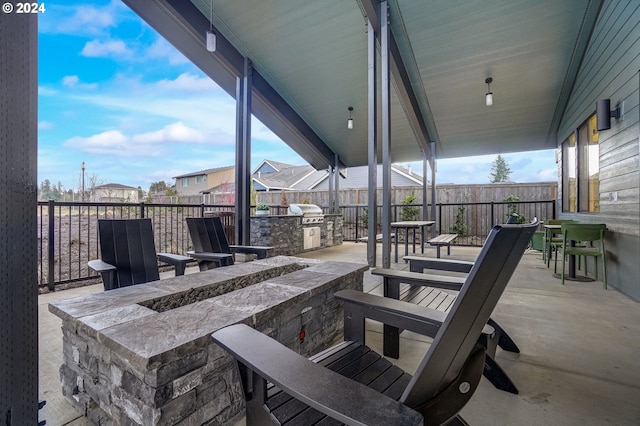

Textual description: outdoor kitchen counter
[49,256,366,425]
[250,213,343,255]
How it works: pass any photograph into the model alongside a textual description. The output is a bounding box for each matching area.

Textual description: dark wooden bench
[371,267,520,394]
[427,233,458,257]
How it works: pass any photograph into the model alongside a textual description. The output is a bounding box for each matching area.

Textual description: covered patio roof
[124,0,601,169]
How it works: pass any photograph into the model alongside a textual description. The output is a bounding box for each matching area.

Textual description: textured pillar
[0,11,39,423]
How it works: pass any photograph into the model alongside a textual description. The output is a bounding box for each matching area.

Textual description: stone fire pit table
[49,256,367,425]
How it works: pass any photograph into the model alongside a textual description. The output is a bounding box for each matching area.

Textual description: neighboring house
[173,166,235,196]
[252,160,326,191]
[90,183,140,203]
[252,159,424,191]
[312,163,424,190]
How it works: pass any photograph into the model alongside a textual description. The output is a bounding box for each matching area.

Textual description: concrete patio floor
[39,242,640,425]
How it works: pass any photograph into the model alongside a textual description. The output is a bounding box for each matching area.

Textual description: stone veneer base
[49,256,367,425]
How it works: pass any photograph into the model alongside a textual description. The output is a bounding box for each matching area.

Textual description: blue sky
[38,0,557,192]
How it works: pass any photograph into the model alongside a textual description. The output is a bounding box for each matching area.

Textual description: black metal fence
[37,201,236,290]
[37,199,554,290]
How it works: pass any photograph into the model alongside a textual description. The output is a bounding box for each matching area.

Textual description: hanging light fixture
[485,77,493,106]
[206,1,216,52]
[347,106,354,129]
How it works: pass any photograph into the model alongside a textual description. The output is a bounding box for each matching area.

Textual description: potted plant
[255,203,270,216]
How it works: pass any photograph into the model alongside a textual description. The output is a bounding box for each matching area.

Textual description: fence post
[140,202,145,218]
[201,203,205,217]
[47,200,55,291]
[438,203,443,234]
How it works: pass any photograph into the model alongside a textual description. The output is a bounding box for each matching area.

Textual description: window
[562,133,576,212]
[562,114,599,213]
[580,115,599,212]
[196,175,202,184]
[181,178,189,187]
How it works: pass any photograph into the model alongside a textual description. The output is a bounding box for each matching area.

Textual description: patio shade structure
[123,0,602,266]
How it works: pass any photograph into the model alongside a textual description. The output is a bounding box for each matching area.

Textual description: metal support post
[367,18,378,267]
[430,141,437,239]
[381,1,391,268]
[235,57,252,245]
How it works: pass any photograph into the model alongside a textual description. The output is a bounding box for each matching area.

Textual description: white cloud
[38,1,125,36]
[38,121,54,130]
[133,122,206,144]
[81,39,133,59]
[38,86,58,96]
[63,122,208,157]
[62,75,98,90]
[147,38,189,65]
[537,168,558,181]
[155,73,218,92]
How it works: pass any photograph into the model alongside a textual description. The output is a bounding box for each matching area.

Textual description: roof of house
[251,159,425,191]
[93,183,138,190]
[173,165,234,179]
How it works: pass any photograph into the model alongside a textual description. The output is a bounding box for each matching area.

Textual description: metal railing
[37,201,235,290]
[37,199,554,290]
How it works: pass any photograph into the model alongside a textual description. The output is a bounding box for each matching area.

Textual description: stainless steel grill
[287,203,324,224]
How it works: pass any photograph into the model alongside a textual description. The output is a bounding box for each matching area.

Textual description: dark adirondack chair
[213,221,538,425]
[88,218,191,291]
[186,217,273,271]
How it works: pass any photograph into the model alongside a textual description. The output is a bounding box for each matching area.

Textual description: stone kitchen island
[49,256,367,425]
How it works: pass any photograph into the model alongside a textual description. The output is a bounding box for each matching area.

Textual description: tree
[149,181,169,195]
[489,155,512,183]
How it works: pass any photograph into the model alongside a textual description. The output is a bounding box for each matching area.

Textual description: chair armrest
[88,260,117,291]
[336,289,447,339]
[371,268,465,291]
[403,256,474,273]
[157,253,192,276]
[187,251,234,266]
[228,245,273,259]
[336,289,494,342]
[88,259,116,274]
[212,324,423,426]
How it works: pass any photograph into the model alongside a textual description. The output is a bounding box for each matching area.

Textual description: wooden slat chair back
[187,216,230,254]
[187,217,273,271]
[213,222,538,425]
[97,219,161,288]
[402,222,537,410]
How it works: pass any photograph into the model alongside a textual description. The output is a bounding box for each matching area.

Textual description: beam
[359,0,436,166]
[122,0,342,171]
[546,0,604,145]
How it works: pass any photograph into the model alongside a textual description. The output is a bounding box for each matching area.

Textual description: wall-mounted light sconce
[596,99,621,131]
[206,1,216,52]
[347,106,354,129]
[485,77,493,106]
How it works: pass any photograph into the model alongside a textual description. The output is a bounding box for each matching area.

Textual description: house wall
[207,168,235,190]
[313,165,420,190]
[558,1,640,299]
[91,187,139,203]
[176,175,208,196]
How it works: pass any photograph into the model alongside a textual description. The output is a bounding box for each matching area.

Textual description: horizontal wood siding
[558,1,640,298]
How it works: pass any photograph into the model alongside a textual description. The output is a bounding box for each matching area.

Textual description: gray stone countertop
[50,256,367,370]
